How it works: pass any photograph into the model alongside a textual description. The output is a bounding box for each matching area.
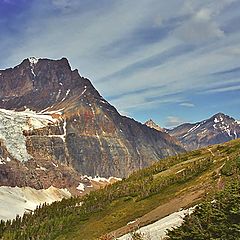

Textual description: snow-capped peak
[213,116,224,123]
[28,57,39,65]
[28,57,39,78]
[236,120,240,125]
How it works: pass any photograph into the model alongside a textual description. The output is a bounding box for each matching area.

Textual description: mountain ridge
[145,119,165,132]
[168,112,240,150]
[0,57,185,188]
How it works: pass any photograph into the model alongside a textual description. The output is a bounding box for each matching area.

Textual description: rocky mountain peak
[168,112,240,151]
[0,57,185,182]
[210,112,231,121]
[0,57,100,111]
[145,119,164,132]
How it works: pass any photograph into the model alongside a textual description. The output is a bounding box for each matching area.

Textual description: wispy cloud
[0,0,239,123]
[203,85,240,93]
[179,102,195,107]
[165,116,185,128]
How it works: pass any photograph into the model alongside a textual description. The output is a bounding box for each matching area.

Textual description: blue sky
[0,0,240,127]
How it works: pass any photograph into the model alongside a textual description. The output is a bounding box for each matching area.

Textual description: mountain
[0,57,184,189]
[168,113,240,150]
[145,119,164,132]
[1,137,239,239]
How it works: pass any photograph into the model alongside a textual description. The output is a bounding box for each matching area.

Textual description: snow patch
[182,123,203,138]
[0,158,6,165]
[235,120,240,125]
[28,57,38,78]
[0,108,60,162]
[52,162,58,167]
[0,186,71,221]
[56,89,61,100]
[28,57,38,65]
[214,118,220,123]
[83,175,122,183]
[61,89,70,102]
[76,183,85,192]
[79,88,87,98]
[36,166,47,171]
[119,207,195,240]
[234,130,237,139]
[90,176,122,183]
[176,168,185,174]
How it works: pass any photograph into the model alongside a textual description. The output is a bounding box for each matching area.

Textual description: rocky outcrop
[168,113,240,150]
[145,119,165,132]
[0,57,185,183]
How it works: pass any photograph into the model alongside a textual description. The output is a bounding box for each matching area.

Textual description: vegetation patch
[0,139,239,239]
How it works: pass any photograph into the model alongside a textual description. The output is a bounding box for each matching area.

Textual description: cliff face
[0,57,185,182]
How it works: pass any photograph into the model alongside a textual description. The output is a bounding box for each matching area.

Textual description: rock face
[145,119,165,132]
[0,57,185,185]
[168,113,240,151]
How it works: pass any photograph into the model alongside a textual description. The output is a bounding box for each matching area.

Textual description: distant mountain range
[0,57,239,225]
[145,113,240,151]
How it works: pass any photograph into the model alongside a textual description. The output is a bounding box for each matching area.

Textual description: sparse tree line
[101,180,240,240]
[0,146,239,239]
[167,179,240,240]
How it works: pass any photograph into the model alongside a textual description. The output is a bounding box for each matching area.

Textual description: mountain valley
[0,58,239,239]
[0,137,239,239]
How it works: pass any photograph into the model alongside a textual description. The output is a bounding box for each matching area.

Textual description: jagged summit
[0,57,101,112]
[28,56,39,65]
[209,112,234,122]
[145,119,164,132]
[0,57,184,182]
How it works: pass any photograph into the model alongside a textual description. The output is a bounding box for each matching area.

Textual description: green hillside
[167,180,240,240]
[1,139,240,240]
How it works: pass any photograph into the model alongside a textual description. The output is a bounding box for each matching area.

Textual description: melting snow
[28,57,38,78]
[31,68,36,78]
[212,119,235,138]
[79,88,87,98]
[234,130,238,139]
[0,108,60,162]
[40,108,64,115]
[188,124,201,133]
[61,89,71,102]
[176,168,185,174]
[52,162,58,167]
[0,158,6,165]
[214,118,220,123]
[36,166,47,171]
[83,175,122,183]
[0,186,71,221]
[182,123,203,138]
[28,57,39,65]
[76,183,85,192]
[56,89,61,100]
[90,176,122,183]
[119,208,195,240]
